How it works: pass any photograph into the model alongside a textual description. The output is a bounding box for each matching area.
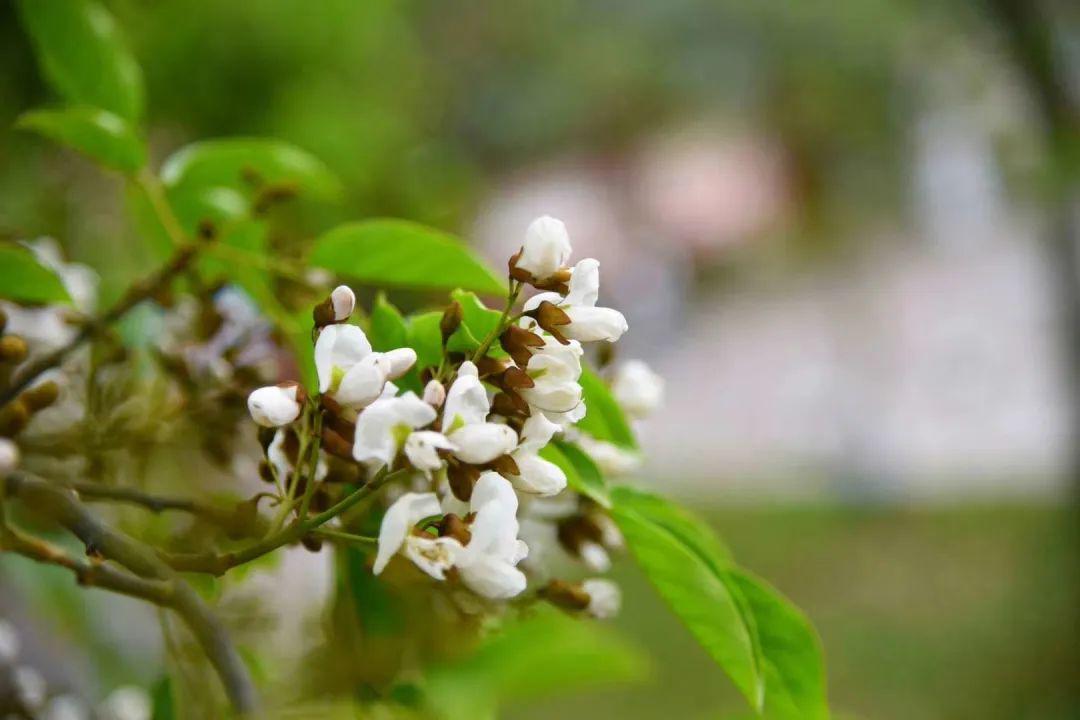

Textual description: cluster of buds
[0,307,61,447]
[245,216,659,610]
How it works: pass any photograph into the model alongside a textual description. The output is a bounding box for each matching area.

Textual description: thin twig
[472,280,522,362]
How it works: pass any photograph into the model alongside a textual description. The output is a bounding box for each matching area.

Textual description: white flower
[352,392,437,468]
[330,285,355,322]
[515,216,572,282]
[441,362,517,464]
[266,429,327,484]
[611,359,664,419]
[14,664,46,710]
[524,258,627,343]
[422,379,446,408]
[314,324,417,408]
[455,472,529,599]
[373,492,461,579]
[99,686,152,720]
[575,434,641,476]
[582,578,621,619]
[507,414,567,496]
[518,335,583,414]
[247,383,302,427]
[404,430,456,473]
[0,438,19,477]
[578,541,611,573]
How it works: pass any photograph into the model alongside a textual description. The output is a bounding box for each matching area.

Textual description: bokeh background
[1,1,1079,718]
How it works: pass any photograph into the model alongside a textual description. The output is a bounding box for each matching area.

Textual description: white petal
[374,492,442,574]
[520,377,582,414]
[563,306,628,343]
[441,361,489,431]
[423,379,446,407]
[579,541,611,572]
[403,535,463,580]
[314,324,372,392]
[541,400,588,427]
[517,413,561,454]
[0,438,19,477]
[352,394,436,467]
[266,429,293,481]
[379,347,418,380]
[330,285,356,321]
[565,258,600,307]
[582,578,621,619]
[576,435,642,476]
[99,686,152,720]
[516,215,572,281]
[470,471,519,513]
[448,423,518,464]
[458,557,527,599]
[404,430,456,471]
[247,384,302,427]
[610,359,664,419]
[521,290,564,314]
[335,355,389,408]
[508,453,567,496]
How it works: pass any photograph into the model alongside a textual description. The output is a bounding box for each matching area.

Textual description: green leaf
[18,106,145,172]
[309,220,506,295]
[610,486,733,571]
[150,676,175,720]
[160,138,342,229]
[17,0,144,121]
[612,495,762,710]
[368,293,408,352]
[405,311,444,372]
[0,244,71,304]
[444,288,507,358]
[424,609,648,720]
[725,570,829,720]
[541,441,610,508]
[577,366,637,449]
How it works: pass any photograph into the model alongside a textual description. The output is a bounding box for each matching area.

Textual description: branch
[2,473,257,715]
[1,241,205,406]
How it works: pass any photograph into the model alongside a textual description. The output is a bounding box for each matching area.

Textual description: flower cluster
[246,215,660,610]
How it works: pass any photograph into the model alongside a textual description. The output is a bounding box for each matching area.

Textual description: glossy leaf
[612,494,762,709]
[577,366,637,449]
[18,106,146,172]
[309,220,506,295]
[368,293,408,352]
[17,0,144,121]
[444,288,507,358]
[424,609,647,720]
[725,570,829,720]
[541,440,610,508]
[610,486,732,570]
[405,311,444,372]
[0,244,71,304]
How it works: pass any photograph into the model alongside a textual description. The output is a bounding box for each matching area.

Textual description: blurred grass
[508,503,1079,720]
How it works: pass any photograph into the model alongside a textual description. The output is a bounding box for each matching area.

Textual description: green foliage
[423,609,648,720]
[444,289,507,357]
[611,487,829,718]
[160,137,342,229]
[17,0,145,122]
[309,220,506,295]
[368,293,409,352]
[17,106,146,173]
[541,441,610,508]
[0,244,71,304]
[405,311,444,372]
[150,676,176,720]
[577,367,637,449]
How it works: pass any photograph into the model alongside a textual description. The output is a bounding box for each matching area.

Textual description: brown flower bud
[438,513,472,545]
[440,301,463,345]
[301,534,324,553]
[258,460,276,484]
[540,579,591,611]
[256,426,277,453]
[447,460,480,502]
[20,381,59,412]
[491,391,530,419]
[321,425,354,460]
[0,400,29,437]
[507,249,533,284]
[499,325,544,367]
[0,335,28,364]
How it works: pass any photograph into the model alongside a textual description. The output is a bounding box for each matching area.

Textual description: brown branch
[2,473,257,715]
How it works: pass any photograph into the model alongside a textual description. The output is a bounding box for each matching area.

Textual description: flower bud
[440,300,463,345]
[611,360,664,419]
[512,216,572,283]
[0,335,28,364]
[581,578,621,619]
[423,379,446,407]
[0,401,29,438]
[247,382,304,427]
[0,438,19,476]
[540,579,591,611]
[20,381,59,412]
[313,285,356,327]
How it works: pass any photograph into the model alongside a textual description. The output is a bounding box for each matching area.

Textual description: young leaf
[18,106,146,173]
[610,486,733,571]
[17,0,144,122]
[309,220,506,295]
[0,244,71,304]
[540,441,610,508]
[405,311,444,372]
[423,609,648,720]
[612,495,762,710]
[368,293,408,352]
[444,289,507,358]
[725,570,829,720]
[577,366,637,449]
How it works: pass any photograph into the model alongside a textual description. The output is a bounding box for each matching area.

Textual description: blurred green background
[1,1,1078,718]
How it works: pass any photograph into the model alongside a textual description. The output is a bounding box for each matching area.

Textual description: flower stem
[471,281,522,362]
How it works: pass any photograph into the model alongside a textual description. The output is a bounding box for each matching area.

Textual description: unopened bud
[313,285,356,327]
[440,301,463,345]
[0,335,28,364]
[247,382,304,427]
[0,438,19,476]
[0,401,29,437]
[581,578,621,619]
[423,379,446,408]
[20,381,59,412]
[540,579,591,611]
